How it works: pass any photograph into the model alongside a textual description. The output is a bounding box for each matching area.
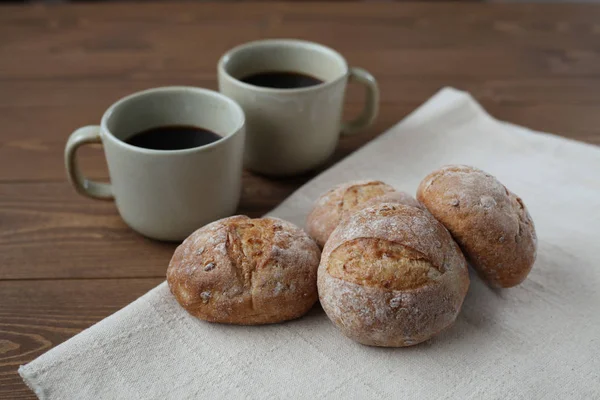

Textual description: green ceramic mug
[65,86,246,241]
[219,39,379,177]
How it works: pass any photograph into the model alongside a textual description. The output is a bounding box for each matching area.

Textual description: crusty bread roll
[306,180,397,247]
[167,215,321,325]
[417,165,537,288]
[318,203,470,347]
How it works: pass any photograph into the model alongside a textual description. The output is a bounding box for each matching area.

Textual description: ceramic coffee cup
[218,39,379,176]
[65,86,245,241]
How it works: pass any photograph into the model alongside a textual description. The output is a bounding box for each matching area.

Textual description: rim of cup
[100,86,246,156]
[218,38,349,94]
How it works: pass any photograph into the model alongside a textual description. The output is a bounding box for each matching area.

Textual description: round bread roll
[416,165,537,288]
[306,180,396,247]
[167,215,321,325]
[318,203,470,347]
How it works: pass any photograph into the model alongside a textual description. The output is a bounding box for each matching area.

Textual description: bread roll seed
[417,165,537,288]
[307,180,421,247]
[167,215,321,325]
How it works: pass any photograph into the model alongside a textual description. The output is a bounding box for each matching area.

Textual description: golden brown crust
[318,204,470,347]
[305,180,397,247]
[327,238,441,291]
[167,215,321,325]
[416,165,537,288]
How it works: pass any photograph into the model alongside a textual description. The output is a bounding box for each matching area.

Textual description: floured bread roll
[417,165,537,288]
[306,180,397,247]
[167,215,321,325]
[318,203,470,347]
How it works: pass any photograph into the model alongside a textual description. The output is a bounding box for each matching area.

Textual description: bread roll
[306,180,396,247]
[417,165,537,288]
[167,215,321,325]
[318,203,470,347]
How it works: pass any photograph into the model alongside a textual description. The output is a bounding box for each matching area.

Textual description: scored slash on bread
[165,165,536,346]
[318,203,470,347]
[167,215,321,325]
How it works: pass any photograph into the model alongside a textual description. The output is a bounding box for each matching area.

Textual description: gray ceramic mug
[65,87,246,241]
[218,39,379,176]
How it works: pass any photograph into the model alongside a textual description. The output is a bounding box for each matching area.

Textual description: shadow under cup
[100,87,246,241]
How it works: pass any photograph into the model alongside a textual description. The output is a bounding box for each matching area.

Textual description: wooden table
[2,2,600,398]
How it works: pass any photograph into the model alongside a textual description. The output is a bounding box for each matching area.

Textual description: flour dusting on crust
[417,165,537,288]
[167,215,321,325]
[318,204,469,347]
[306,180,397,247]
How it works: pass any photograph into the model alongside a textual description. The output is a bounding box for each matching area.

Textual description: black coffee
[240,71,323,89]
[125,125,221,150]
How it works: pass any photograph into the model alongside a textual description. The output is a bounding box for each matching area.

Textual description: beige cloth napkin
[20,88,600,399]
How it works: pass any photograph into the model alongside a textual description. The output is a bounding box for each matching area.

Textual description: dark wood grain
[1,2,600,398]
[0,176,308,280]
[0,278,163,399]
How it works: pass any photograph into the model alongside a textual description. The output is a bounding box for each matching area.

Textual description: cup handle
[341,67,380,136]
[65,125,113,200]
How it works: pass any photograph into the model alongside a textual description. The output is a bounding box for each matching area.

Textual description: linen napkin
[20,88,600,399]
